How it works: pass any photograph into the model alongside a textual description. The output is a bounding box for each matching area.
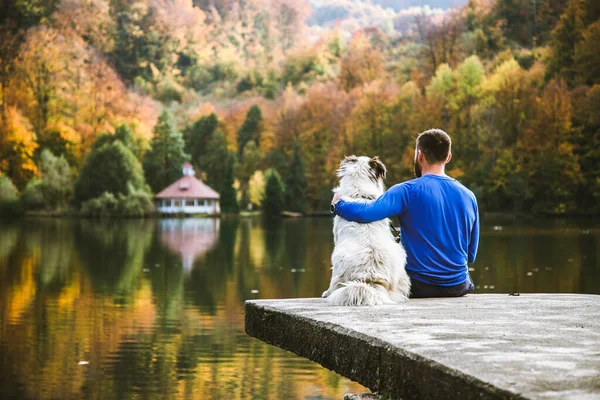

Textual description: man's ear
[445,152,452,164]
[369,156,387,179]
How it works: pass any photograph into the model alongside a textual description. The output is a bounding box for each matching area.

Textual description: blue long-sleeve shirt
[335,174,479,286]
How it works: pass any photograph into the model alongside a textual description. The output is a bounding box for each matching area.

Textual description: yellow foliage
[7,253,38,323]
[248,170,265,206]
[0,107,39,181]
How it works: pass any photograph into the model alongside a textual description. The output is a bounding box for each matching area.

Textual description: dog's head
[336,155,387,187]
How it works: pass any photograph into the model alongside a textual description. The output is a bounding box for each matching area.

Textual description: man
[330,129,479,298]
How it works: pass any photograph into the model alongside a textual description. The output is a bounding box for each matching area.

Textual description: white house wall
[156,199,220,214]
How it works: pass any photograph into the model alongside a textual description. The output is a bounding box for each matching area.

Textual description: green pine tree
[114,124,142,159]
[185,113,218,168]
[143,110,189,194]
[220,153,239,214]
[204,130,229,193]
[92,124,141,159]
[284,141,308,214]
[263,169,284,218]
[237,105,263,155]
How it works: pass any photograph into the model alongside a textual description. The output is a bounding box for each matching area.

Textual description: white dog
[322,156,411,306]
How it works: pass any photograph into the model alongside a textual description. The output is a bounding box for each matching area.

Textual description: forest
[0,0,598,216]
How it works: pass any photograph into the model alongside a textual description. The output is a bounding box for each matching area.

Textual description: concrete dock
[245,294,600,400]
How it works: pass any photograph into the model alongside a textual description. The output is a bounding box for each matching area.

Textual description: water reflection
[0,217,598,399]
[159,218,220,272]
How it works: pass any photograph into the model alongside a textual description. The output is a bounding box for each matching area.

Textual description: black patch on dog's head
[369,156,386,180]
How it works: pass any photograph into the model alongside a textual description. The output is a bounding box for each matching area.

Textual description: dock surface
[245,294,600,399]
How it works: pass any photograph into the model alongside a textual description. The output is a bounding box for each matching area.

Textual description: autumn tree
[574,20,600,85]
[448,55,485,180]
[546,0,585,85]
[296,82,348,210]
[493,0,536,46]
[338,32,385,91]
[520,80,579,214]
[236,140,262,209]
[143,110,188,194]
[571,85,600,213]
[111,0,207,84]
[0,107,38,189]
[414,11,464,77]
[248,170,265,207]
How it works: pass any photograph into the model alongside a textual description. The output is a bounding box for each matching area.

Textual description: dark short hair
[416,129,451,163]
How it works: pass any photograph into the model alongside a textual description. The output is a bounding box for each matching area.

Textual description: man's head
[414,129,452,178]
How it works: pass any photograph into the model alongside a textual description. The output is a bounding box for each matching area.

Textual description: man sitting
[331,129,479,298]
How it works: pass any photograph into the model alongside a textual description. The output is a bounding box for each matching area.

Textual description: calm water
[0,216,598,399]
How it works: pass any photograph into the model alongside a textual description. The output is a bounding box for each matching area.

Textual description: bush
[0,175,19,200]
[80,184,155,218]
[0,175,22,216]
[117,185,154,217]
[20,178,44,210]
[80,192,119,217]
[74,141,148,206]
[40,149,73,208]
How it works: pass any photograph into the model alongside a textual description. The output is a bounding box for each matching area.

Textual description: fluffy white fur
[323,155,411,306]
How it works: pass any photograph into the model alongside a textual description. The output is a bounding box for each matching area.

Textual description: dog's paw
[322,290,330,298]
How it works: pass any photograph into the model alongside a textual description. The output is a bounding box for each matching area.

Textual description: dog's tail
[326,281,407,306]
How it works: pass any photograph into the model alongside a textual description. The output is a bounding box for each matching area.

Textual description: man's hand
[332,192,341,204]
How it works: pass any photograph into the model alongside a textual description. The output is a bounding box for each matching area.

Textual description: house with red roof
[155,163,220,214]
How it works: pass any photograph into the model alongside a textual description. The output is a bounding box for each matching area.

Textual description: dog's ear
[342,155,358,165]
[369,156,387,179]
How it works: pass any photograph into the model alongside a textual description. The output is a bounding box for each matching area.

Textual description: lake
[0,216,598,399]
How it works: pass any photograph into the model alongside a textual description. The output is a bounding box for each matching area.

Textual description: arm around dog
[335,183,410,223]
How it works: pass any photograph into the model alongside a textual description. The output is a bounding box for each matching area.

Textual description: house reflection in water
[159,218,220,271]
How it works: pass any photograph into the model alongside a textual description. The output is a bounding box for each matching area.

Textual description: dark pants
[410,276,474,298]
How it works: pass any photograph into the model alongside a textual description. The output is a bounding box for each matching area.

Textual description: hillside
[0,0,599,217]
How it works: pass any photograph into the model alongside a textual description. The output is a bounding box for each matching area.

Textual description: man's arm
[334,183,410,223]
[468,201,479,264]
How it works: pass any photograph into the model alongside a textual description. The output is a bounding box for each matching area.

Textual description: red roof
[155,175,220,199]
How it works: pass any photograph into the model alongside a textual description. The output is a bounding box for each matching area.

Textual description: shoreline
[6,210,600,220]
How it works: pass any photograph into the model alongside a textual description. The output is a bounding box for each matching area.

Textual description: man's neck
[421,163,446,177]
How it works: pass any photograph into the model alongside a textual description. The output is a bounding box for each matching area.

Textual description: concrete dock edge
[245,300,526,400]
